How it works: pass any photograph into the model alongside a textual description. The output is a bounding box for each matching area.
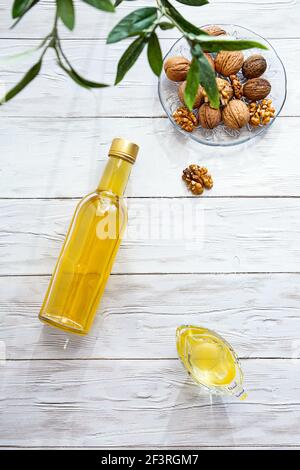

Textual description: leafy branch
[1,0,267,108]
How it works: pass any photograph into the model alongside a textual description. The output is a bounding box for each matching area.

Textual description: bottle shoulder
[76,190,127,213]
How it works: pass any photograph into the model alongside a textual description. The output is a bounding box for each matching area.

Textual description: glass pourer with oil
[177,325,247,400]
[39,138,139,335]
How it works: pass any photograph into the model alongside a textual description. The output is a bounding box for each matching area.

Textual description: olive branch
[2,0,267,109]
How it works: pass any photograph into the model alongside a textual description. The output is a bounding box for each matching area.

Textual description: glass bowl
[158,24,287,147]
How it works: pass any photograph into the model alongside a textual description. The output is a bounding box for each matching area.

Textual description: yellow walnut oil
[39,138,139,335]
[177,325,247,399]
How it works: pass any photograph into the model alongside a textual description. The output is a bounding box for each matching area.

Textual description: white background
[0,0,299,449]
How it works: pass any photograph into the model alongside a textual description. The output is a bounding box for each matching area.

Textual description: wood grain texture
[0,38,294,117]
[1,198,300,275]
[2,446,299,449]
[1,359,300,447]
[0,1,298,450]
[0,116,298,198]
[0,0,298,39]
[1,274,300,360]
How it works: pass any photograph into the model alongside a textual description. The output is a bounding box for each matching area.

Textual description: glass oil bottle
[39,138,139,335]
[177,325,247,400]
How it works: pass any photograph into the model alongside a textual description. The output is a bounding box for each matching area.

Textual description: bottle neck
[97,156,133,196]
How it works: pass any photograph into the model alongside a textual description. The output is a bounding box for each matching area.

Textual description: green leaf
[0,46,42,64]
[82,0,115,13]
[115,36,146,84]
[1,60,42,105]
[184,58,201,110]
[58,62,108,88]
[175,0,208,5]
[147,32,163,77]
[196,35,268,52]
[57,0,75,31]
[158,22,175,31]
[114,0,123,6]
[107,7,158,43]
[160,0,207,36]
[196,48,219,109]
[12,0,39,19]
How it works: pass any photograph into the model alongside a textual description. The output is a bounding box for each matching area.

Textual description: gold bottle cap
[109,138,139,164]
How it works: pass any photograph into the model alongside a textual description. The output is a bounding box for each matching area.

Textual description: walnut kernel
[216,78,234,105]
[173,106,198,132]
[182,165,213,195]
[202,78,233,106]
[248,98,275,126]
[229,75,243,99]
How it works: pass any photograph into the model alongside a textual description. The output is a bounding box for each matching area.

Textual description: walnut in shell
[178,81,204,108]
[242,54,267,79]
[243,78,271,101]
[203,25,227,36]
[164,56,190,81]
[215,51,244,76]
[222,100,250,129]
[198,103,222,129]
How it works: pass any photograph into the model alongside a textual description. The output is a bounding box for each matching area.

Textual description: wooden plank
[0,0,298,451]
[1,274,300,359]
[1,198,300,276]
[0,0,298,39]
[0,38,294,117]
[1,446,298,449]
[1,359,300,447]
[0,116,298,198]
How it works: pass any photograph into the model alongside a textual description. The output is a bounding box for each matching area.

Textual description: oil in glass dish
[176,325,247,400]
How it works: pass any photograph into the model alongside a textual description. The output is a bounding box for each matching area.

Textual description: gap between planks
[0,115,296,119]
[1,445,300,449]
[0,272,300,277]
[3,357,300,362]
[1,195,300,200]
[0,37,296,41]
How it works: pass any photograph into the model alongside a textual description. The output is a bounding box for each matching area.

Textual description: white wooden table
[1,0,300,450]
